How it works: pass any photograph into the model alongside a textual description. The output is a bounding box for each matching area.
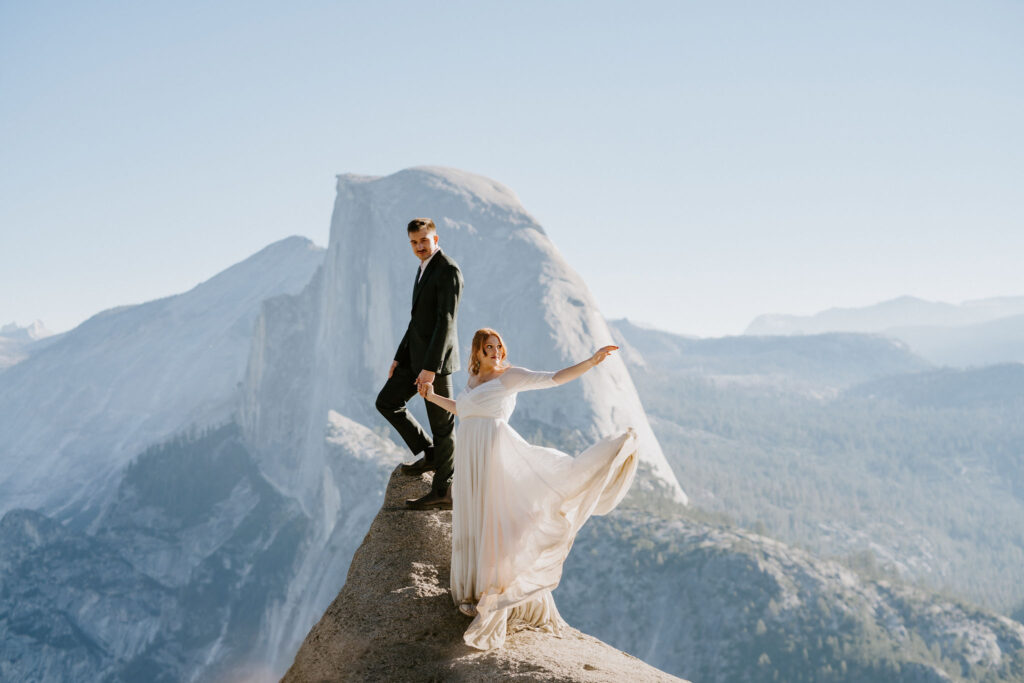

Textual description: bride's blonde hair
[469,328,508,375]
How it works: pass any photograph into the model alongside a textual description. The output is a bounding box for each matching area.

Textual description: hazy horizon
[5,226,1023,341]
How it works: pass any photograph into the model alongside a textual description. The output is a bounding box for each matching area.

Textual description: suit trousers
[375,368,455,496]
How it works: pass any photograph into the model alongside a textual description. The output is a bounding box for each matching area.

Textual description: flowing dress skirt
[450,418,638,650]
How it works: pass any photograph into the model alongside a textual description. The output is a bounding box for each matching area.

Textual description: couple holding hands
[375,218,639,650]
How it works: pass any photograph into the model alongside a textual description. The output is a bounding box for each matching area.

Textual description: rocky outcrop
[284,469,686,682]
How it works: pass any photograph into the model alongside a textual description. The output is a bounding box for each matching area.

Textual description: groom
[375,218,463,510]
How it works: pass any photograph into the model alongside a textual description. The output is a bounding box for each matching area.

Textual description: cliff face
[239,167,686,519]
[0,425,311,683]
[0,236,324,518]
[284,468,687,683]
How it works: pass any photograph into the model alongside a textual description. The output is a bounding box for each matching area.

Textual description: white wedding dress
[450,366,639,650]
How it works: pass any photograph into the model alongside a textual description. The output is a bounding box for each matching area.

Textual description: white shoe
[459,602,478,617]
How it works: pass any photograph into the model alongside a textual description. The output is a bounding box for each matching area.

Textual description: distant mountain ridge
[886,313,1024,367]
[0,320,51,341]
[611,318,930,388]
[745,295,1024,336]
[745,295,1024,367]
[0,320,53,371]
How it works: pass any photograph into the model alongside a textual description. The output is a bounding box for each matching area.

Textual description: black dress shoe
[405,490,453,511]
[400,457,436,475]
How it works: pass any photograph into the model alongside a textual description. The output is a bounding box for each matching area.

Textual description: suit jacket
[394,249,463,375]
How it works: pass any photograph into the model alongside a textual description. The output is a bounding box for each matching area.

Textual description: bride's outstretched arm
[418,381,457,415]
[552,345,618,385]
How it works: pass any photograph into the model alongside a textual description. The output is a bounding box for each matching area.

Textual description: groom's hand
[416,369,436,388]
[388,360,398,379]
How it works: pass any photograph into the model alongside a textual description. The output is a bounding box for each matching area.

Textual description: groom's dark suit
[375,248,463,496]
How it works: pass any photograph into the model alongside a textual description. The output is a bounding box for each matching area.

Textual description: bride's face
[478,335,504,372]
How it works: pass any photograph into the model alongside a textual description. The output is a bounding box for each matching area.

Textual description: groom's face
[409,228,439,262]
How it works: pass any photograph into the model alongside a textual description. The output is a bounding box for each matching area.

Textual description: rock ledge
[283,468,686,682]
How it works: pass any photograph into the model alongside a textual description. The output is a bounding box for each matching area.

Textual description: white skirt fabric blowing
[449,367,639,650]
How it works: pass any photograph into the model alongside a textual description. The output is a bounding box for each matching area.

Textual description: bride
[418,327,639,650]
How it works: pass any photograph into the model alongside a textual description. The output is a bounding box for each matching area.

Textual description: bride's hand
[590,345,619,366]
[418,381,435,399]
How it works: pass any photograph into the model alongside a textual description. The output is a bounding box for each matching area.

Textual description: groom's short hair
[407,218,436,234]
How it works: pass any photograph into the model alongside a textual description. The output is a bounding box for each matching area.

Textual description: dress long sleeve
[498,367,557,392]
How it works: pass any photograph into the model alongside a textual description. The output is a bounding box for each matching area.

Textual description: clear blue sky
[2,1,1022,337]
